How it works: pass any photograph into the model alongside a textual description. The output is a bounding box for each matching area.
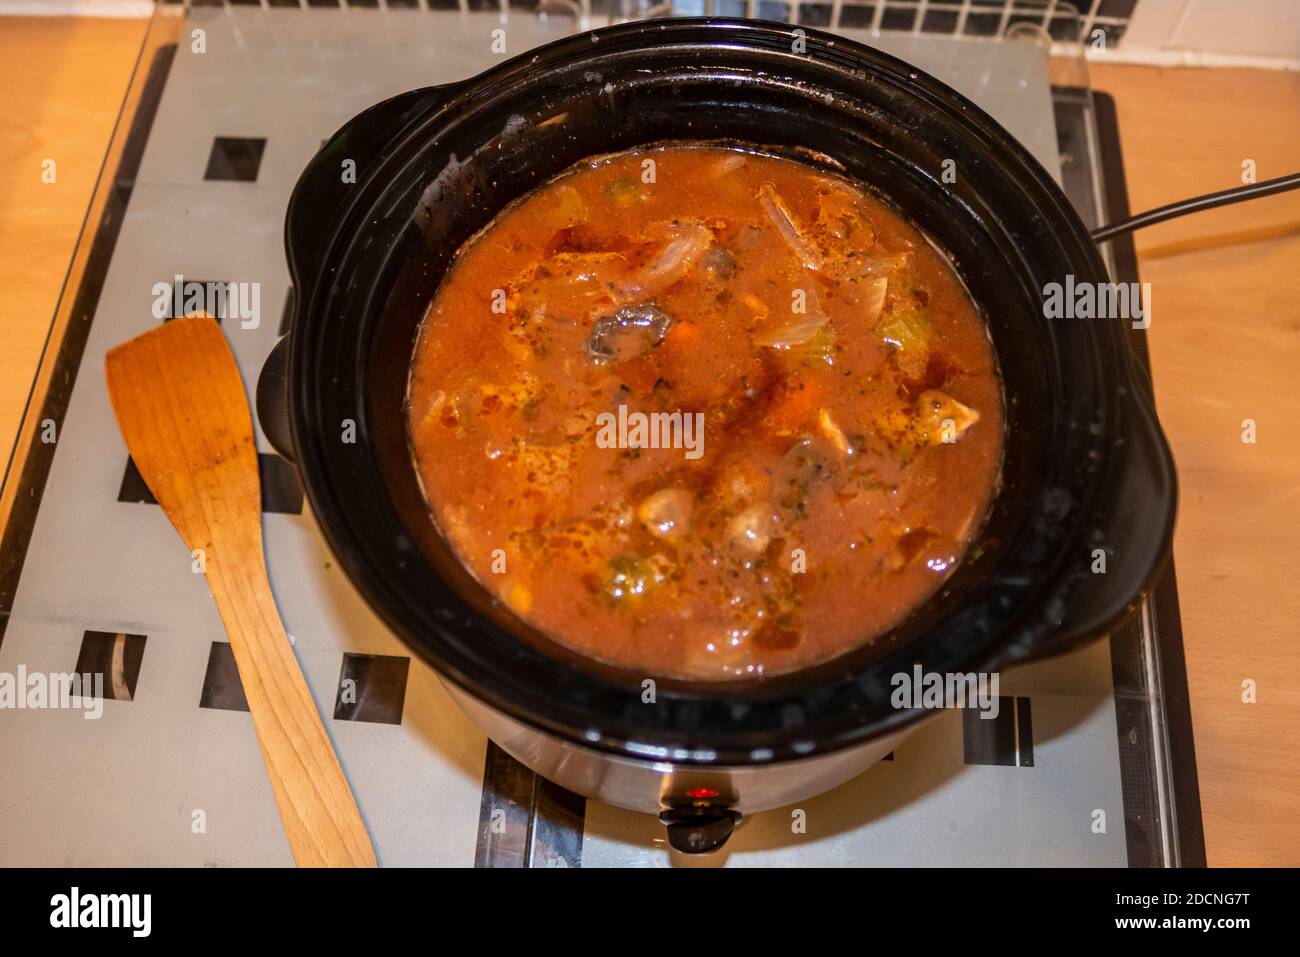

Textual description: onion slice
[754,311,828,349]
[614,222,713,303]
[861,277,888,323]
[758,183,823,271]
[845,252,911,279]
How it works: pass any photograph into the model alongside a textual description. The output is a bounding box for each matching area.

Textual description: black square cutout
[259,452,304,515]
[333,654,410,725]
[881,3,918,31]
[838,3,875,29]
[964,12,1004,36]
[199,642,249,712]
[119,453,303,515]
[921,8,960,34]
[74,631,147,701]
[118,456,154,504]
[797,3,832,27]
[161,279,227,321]
[204,137,266,182]
[1098,0,1138,18]
[962,696,1034,767]
[756,2,790,22]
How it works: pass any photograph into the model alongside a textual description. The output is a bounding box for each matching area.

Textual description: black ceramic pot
[258,18,1175,850]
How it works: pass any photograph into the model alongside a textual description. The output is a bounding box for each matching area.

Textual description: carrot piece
[662,320,701,351]
[617,354,661,393]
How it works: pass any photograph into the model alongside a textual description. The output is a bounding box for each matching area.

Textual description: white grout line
[1081,0,1101,48]
[997,0,1013,38]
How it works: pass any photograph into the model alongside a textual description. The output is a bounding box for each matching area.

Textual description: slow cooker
[256,18,1176,853]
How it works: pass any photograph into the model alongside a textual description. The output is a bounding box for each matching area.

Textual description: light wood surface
[1090,64,1300,867]
[0,16,149,465]
[105,316,377,868]
[0,17,1296,865]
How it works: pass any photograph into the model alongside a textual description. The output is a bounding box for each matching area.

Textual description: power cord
[1090,171,1300,243]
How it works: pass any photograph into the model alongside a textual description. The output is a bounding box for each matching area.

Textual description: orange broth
[407,145,1004,678]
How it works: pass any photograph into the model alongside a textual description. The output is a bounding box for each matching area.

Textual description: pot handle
[257,334,295,463]
[999,386,1177,665]
[285,83,462,287]
[265,83,463,464]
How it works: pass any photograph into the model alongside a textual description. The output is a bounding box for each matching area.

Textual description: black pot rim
[278,17,1177,768]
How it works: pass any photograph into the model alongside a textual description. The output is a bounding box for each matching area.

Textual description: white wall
[1124,0,1300,61]
[0,0,154,15]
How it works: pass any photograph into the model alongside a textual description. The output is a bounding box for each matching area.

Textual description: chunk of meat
[637,489,695,543]
[725,505,775,557]
[586,304,673,364]
[913,389,980,445]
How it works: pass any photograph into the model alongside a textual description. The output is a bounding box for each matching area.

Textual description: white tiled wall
[1115,0,1300,65]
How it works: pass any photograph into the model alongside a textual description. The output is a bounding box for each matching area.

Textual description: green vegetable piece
[601,555,666,605]
[803,326,836,366]
[877,302,932,377]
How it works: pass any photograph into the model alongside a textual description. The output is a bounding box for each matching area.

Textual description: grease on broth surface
[407,144,1004,679]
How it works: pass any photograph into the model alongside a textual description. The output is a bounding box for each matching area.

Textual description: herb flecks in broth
[408,145,1004,679]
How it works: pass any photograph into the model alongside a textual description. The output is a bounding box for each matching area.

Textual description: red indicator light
[685,787,719,800]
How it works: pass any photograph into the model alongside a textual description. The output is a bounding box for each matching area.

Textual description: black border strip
[1093,90,1207,867]
[474,742,536,868]
[474,742,585,868]
[0,44,178,651]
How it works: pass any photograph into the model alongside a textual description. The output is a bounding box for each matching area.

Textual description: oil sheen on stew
[408,144,1004,679]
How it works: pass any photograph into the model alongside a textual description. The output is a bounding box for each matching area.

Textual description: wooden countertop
[0,16,1296,866]
[1089,62,1300,868]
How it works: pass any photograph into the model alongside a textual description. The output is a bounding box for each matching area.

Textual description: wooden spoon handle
[208,551,377,868]
[105,317,375,866]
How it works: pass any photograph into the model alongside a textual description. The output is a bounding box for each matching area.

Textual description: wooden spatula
[105,316,377,868]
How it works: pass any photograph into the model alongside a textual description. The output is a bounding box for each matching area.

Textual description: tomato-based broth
[407,145,1004,679]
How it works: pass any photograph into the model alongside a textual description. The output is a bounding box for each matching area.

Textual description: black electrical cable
[1090,171,1300,243]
